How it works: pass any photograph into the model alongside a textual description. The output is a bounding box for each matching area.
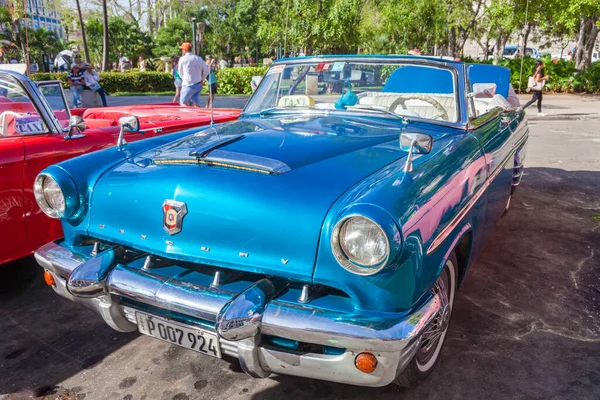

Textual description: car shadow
[0,167,598,399]
[0,257,137,398]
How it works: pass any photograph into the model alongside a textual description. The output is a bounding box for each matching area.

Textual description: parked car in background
[0,70,240,265]
[34,56,528,388]
[503,45,541,59]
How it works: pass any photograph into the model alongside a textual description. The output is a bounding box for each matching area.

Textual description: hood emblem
[162,200,187,236]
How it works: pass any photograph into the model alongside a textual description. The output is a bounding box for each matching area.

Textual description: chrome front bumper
[35,240,442,387]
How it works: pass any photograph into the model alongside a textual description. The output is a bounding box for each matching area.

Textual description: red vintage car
[0,70,240,265]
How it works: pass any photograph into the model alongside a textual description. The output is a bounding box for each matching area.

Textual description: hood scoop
[153,132,291,174]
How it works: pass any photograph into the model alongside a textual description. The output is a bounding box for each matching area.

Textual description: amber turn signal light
[354,352,377,373]
[43,270,56,287]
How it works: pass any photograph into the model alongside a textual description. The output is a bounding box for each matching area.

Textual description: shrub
[30,71,174,92]
[216,66,269,95]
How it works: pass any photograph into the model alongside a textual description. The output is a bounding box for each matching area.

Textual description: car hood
[87,115,406,280]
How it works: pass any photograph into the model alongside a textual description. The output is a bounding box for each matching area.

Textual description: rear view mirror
[64,115,86,140]
[117,115,140,147]
[119,115,140,133]
[400,132,433,154]
[400,132,433,173]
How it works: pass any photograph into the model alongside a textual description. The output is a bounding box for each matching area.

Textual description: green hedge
[217,66,269,95]
[31,67,270,95]
[30,71,174,93]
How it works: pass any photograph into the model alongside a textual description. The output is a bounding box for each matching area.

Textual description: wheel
[394,252,458,387]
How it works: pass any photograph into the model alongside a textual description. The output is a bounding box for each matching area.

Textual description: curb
[526,114,600,121]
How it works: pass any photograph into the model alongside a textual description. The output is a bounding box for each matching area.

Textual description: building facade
[27,0,64,39]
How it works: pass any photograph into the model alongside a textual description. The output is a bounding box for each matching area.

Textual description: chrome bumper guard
[35,241,442,387]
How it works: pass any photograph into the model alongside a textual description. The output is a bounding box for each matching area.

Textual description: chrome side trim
[426,132,528,255]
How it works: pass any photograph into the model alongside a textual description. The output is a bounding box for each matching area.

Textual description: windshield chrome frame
[241,56,467,129]
[36,80,72,120]
[0,70,64,135]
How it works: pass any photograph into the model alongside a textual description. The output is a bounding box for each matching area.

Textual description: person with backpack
[523,60,549,116]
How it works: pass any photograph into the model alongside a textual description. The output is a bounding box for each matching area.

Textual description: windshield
[504,48,518,56]
[245,60,458,123]
[0,73,49,137]
[38,82,70,128]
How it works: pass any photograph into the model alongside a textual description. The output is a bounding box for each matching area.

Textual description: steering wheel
[389,94,449,121]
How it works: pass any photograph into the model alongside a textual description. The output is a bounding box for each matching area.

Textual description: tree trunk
[493,33,508,65]
[574,16,600,70]
[74,0,91,63]
[447,27,457,58]
[101,0,109,71]
[137,0,142,21]
[12,21,27,63]
[147,0,154,35]
[517,22,531,57]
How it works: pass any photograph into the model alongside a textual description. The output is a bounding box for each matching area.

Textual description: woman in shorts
[206,55,218,108]
[172,57,182,104]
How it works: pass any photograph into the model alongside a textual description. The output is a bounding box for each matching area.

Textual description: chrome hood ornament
[162,200,187,235]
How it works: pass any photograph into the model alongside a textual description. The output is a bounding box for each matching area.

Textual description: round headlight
[34,174,66,218]
[332,216,390,275]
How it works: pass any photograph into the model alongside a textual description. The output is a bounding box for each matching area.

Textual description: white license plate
[136,312,221,358]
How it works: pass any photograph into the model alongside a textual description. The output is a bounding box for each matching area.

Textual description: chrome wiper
[347,105,410,123]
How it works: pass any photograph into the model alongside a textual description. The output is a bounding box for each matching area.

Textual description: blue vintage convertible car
[34,55,527,387]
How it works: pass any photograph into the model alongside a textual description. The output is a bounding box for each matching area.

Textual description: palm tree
[102,0,109,71]
[74,0,91,63]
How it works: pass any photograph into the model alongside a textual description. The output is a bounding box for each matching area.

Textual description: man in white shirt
[178,42,209,107]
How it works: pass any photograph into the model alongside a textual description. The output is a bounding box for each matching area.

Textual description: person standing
[138,56,147,72]
[523,60,549,116]
[118,53,129,72]
[171,56,182,103]
[82,63,108,107]
[206,55,218,108]
[177,42,208,107]
[67,64,85,108]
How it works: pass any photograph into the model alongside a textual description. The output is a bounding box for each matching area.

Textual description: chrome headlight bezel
[34,172,79,219]
[331,215,391,276]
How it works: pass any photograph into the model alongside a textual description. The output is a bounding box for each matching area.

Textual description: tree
[74,0,91,63]
[154,17,192,57]
[27,28,62,68]
[102,0,109,71]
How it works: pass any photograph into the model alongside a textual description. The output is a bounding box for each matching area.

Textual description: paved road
[1,119,599,400]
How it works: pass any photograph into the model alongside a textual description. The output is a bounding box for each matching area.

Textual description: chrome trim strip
[426,132,528,255]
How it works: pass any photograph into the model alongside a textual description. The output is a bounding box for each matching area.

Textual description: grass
[593,211,600,223]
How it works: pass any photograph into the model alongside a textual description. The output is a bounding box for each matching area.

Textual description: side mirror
[250,76,263,92]
[400,132,433,173]
[117,115,140,147]
[64,115,86,140]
